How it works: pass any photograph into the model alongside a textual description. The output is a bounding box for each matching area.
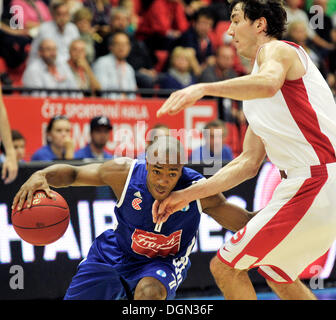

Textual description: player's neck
[252,36,278,59]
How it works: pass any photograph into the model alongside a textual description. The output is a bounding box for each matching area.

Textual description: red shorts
[217,163,336,283]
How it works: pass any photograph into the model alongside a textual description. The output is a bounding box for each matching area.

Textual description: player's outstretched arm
[157,41,294,118]
[12,163,105,211]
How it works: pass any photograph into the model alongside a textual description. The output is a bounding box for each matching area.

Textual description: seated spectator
[83,0,112,38]
[136,0,189,52]
[28,0,80,63]
[284,0,334,54]
[93,31,137,99]
[75,116,113,160]
[159,47,199,90]
[172,7,215,71]
[198,44,238,82]
[137,123,170,160]
[189,119,233,163]
[94,6,159,90]
[64,0,83,17]
[22,39,78,95]
[72,7,100,63]
[0,129,26,162]
[94,6,132,58]
[31,115,75,161]
[10,0,52,37]
[67,39,101,93]
[287,21,322,70]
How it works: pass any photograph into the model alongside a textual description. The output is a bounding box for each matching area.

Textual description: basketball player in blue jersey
[12,136,254,300]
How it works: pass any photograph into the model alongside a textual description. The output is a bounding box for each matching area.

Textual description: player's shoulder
[259,40,298,58]
[179,166,204,187]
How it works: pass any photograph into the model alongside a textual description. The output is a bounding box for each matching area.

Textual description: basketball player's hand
[152,190,189,224]
[156,84,205,118]
[12,171,53,211]
[1,151,18,184]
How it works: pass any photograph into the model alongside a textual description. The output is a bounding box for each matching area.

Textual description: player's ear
[256,17,267,33]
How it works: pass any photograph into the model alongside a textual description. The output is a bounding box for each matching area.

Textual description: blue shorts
[64,230,191,300]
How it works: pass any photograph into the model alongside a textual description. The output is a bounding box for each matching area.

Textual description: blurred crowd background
[0,0,336,162]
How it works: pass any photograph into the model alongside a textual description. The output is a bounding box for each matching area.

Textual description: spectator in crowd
[28,0,80,63]
[0,84,18,183]
[22,38,78,94]
[10,0,52,37]
[75,116,113,160]
[64,0,83,17]
[83,0,112,38]
[93,31,137,99]
[198,44,238,82]
[137,123,170,160]
[94,6,131,59]
[287,20,322,69]
[284,0,334,53]
[31,115,75,161]
[67,39,101,93]
[72,7,100,64]
[172,7,216,71]
[308,0,333,45]
[159,47,200,90]
[0,129,26,162]
[189,119,233,163]
[136,0,189,52]
[94,6,159,90]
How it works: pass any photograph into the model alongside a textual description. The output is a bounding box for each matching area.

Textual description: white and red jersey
[243,41,336,170]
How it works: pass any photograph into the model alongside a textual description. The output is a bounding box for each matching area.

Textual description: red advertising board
[3,96,218,160]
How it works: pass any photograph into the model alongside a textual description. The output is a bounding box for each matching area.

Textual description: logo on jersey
[181,205,189,212]
[132,198,142,210]
[131,229,182,258]
[231,226,247,245]
[134,191,142,199]
[156,270,167,278]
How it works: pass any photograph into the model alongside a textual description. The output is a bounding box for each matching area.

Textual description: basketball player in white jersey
[152,0,336,299]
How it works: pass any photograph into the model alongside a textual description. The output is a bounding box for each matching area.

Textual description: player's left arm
[200,193,256,232]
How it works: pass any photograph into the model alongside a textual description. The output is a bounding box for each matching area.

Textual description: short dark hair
[230,0,287,39]
[108,31,130,47]
[192,6,215,22]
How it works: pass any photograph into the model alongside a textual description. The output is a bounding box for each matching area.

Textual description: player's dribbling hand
[12,171,53,211]
[156,84,205,118]
[152,191,189,224]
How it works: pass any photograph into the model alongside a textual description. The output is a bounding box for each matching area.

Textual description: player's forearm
[201,73,279,101]
[37,164,78,188]
[184,155,259,202]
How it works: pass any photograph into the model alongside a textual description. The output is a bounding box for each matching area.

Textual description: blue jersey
[113,160,204,262]
[64,159,205,300]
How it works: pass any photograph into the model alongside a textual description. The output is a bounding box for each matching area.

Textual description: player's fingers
[12,190,22,210]
[157,92,180,117]
[44,187,53,198]
[16,189,28,211]
[1,163,6,180]
[152,200,159,223]
[26,189,34,208]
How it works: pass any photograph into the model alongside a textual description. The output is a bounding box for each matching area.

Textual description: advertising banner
[3,96,218,160]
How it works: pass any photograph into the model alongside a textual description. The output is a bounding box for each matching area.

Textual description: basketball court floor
[178,287,336,300]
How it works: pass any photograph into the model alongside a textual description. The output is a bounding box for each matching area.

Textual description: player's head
[145,136,186,200]
[227,0,287,58]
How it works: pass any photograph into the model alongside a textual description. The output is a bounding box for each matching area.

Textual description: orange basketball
[11,190,70,246]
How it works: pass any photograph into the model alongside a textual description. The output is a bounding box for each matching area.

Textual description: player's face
[146,162,183,201]
[227,3,258,59]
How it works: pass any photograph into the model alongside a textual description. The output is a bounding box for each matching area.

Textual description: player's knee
[134,277,167,300]
[209,255,234,280]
